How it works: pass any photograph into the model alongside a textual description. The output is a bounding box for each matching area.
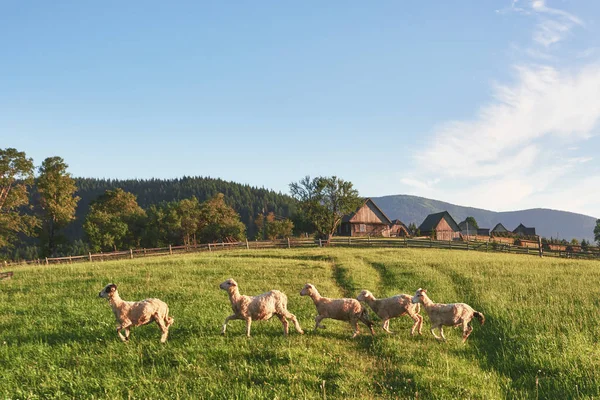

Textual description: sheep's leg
[439,326,447,342]
[284,311,304,334]
[155,314,169,343]
[461,321,473,344]
[350,318,360,338]
[245,317,252,337]
[359,314,375,336]
[430,325,443,341]
[408,311,423,336]
[382,319,392,334]
[315,315,326,330]
[116,323,131,342]
[221,314,238,335]
[277,314,290,335]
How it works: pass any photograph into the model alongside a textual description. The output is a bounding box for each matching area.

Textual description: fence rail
[3,237,600,268]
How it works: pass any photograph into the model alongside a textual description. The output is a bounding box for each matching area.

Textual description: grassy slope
[1,248,600,399]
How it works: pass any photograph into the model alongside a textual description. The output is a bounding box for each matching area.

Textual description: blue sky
[2,1,600,217]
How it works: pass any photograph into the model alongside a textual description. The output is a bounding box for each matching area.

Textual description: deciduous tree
[36,157,80,256]
[198,193,246,243]
[84,188,146,252]
[0,148,38,249]
[290,176,362,239]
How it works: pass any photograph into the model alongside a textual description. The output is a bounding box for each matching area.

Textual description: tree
[255,212,294,240]
[570,238,579,246]
[197,193,246,243]
[36,157,80,256]
[0,148,38,249]
[465,216,479,230]
[595,219,600,246]
[581,239,590,251]
[84,188,146,252]
[177,197,202,246]
[142,202,181,248]
[289,175,362,239]
[407,222,418,236]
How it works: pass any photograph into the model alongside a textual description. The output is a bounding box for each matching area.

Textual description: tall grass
[1,248,599,399]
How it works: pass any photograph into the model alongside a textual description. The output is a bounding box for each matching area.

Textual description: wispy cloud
[403,2,600,216]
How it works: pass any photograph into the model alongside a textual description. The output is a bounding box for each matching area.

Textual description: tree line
[0,148,304,261]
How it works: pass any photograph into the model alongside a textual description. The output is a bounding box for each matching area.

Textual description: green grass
[1,248,600,399]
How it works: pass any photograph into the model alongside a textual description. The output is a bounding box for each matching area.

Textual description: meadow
[1,247,600,399]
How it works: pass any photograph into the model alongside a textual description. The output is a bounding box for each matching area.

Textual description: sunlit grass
[1,248,599,398]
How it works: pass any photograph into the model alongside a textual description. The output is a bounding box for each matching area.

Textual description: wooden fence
[3,236,600,268]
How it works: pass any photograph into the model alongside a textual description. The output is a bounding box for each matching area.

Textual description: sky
[2,1,600,217]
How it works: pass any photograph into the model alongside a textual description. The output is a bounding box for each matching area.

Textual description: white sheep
[300,283,375,338]
[219,278,304,337]
[356,289,423,335]
[98,283,174,343]
[411,288,485,343]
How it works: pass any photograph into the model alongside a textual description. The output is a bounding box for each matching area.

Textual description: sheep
[356,289,423,335]
[411,288,485,343]
[98,283,174,343]
[300,283,375,338]
[219,278,304,337]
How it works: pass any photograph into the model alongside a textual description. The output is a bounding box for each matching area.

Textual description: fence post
[287,237,291,249]
[348,237,350,245]
[89,252,92,262]
[169,245,172,255]
[486,242,488,252]
[467,241,469,251]
[45,257,48,265]
[144,248,147,257]
[246,239,249,250]
[368,235,370,245]
[430,237,432,248]
[130,249,133,259]
[208,243,212,252]
[319,239,322,247]
[538,237,543,258]
[69,255,72,264]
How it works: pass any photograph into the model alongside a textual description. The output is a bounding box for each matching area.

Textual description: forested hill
[372,194,597,242]
[66,177,297,240]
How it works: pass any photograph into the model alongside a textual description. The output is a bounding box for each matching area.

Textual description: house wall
[350,203,387,224]
[435,218,460,241]
[350,223,390,237]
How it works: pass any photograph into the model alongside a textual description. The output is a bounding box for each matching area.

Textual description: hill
[372,194,597,242]
[64,177,297,240]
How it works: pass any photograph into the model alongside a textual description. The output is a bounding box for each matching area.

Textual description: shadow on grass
[437,268,587,399]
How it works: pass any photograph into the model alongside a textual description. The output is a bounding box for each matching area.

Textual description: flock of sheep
[98,280,485,344]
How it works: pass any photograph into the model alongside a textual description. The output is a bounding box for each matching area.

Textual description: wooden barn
[389,219,410,237]
[491,223,509,235]
[513,223,536,236]
[337,198,393,237]
[418,211,461,241]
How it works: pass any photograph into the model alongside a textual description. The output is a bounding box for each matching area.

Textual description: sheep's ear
[422,289,427,293]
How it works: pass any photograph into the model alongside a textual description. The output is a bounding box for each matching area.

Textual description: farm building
[513,223,536,236]
[389,219,410,237]
[477,228,490,236]
[458,220,482,236]
[418,211,461,241]
[491,223,509,234]
[337,198,393,237]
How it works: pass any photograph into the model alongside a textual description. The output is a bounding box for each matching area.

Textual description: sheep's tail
[473,311,485,326]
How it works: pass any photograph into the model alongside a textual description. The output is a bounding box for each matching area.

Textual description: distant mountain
[371,194,598,242]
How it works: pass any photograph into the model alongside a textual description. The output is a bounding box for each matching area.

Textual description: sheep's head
[219,278,238,291]
[300,283,315,296]
[356,290,373,302]
[412,288,426,304]
[99,283,117,298]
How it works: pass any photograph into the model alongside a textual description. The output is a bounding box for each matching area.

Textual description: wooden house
[513,223,536,236]
[337,198,393,237]
[491,223,509,235]
[418,211,460,241]
[389,219,410,237]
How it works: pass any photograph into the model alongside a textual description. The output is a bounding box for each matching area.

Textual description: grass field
[1,248,600,399]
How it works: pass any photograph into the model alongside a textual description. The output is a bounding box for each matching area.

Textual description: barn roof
[513,223,536,236]
[341,198,392,225]
[491,223,509,233]
[418,211,460,232]
[391,219,408,228]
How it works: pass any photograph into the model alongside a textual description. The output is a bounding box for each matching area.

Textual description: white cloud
[531,0,583,47]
